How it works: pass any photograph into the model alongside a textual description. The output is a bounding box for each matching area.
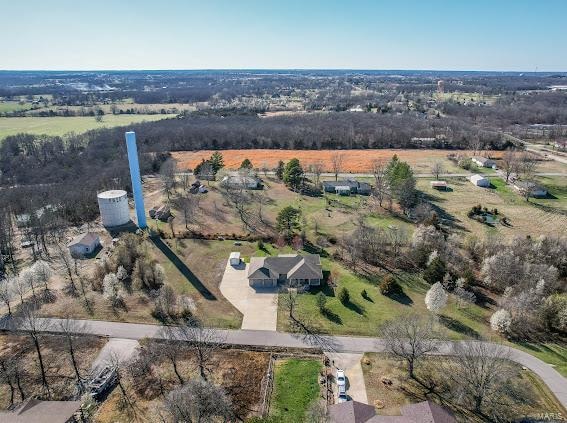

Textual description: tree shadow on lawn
[344,300,365,316]
[322,308,343,325]
[439,315,479,339]
[150,236,216,300]
[388,291,413,306]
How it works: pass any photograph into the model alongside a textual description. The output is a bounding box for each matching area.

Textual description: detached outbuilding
[430,181,448,190]
[469,174,490,187]
[229,252,241,266]
[68,232,101,258]
[513,181,548,198]
[472,156,496,168]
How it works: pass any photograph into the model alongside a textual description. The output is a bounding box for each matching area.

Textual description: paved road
[2,316,566,408]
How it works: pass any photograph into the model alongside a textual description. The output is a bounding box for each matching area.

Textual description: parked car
[336,369,346,387]
[337,384,348,403]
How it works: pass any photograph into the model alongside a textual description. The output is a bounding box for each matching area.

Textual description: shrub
[422,256,446,284]
[316,291,327,312]
[379,275,402,296]
[257,239,265,250]
[338,287,350,305]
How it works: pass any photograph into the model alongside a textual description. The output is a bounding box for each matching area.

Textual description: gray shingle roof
[247,254,322,280]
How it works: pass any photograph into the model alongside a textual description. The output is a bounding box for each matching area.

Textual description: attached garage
[250,278,277,288]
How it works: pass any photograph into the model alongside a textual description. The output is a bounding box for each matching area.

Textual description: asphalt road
[2,316,566,409]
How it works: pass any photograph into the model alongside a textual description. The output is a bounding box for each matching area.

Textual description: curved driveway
[2,317,566,409]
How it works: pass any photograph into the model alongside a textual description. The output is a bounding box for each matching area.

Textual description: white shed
[68,232,101,258]
[469,174,490,187]
[229,252,241,266]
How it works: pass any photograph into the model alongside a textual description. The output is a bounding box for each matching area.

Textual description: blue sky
[2,0,566,71]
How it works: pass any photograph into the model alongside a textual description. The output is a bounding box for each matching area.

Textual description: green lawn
[0,101,32,113]
[268,359,322,422]
[277,257,493,340]
[515,342,567,377]
[0,114,173,139]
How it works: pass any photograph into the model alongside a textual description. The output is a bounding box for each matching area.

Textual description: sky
[2,0,566,71]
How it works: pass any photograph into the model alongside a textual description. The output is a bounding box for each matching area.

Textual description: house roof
[329,400,456,423]
[323,180,371,190]
[329,401,377,423]
[247,254,322,280]
[469,174,488,183]
[514,181,546,191]
[68,232,99,248]
[0,399,82,423]
[472,156,493,164]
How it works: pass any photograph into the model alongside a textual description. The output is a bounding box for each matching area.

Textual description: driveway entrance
[219,260,278,331]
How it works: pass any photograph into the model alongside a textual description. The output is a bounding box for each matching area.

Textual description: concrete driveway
[326,352,368,404]
[92,338,140,372]
[219,260,278,331]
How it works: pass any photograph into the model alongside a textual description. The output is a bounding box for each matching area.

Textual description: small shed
[469,174,490,187]
[229,252,241,266]
[472,156,496,168]
[430,181,448,190]
[513,181,548,198]
[68,232,101,257]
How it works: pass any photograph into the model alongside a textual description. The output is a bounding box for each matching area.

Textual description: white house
[469,174,490,187]
[472,156,496,168]
[68,232,101,257]
[221,171,262,190]
[513,181,548,198]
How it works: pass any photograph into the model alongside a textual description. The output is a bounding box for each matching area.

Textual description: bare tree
[310,161,324,186]
[163,379,232,423]
[500,148,518,183]
[0,277,14,315]
[381,314,438,379]
[431,161,444,180]
[160,158,178,200]
[53,238,77,292]
[178,320,225,381]
[330,153,344,181]
[451,342,513,416]
[371,159,389,208]
[59,317,88,393]
[518,152,538,201]
[18,301,51,397]
[173,194,196,230]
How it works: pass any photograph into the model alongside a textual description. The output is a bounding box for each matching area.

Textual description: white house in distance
[472,156,496,168]
[469,174,490,187]
[68,232,101,257]
[513,181,548,198]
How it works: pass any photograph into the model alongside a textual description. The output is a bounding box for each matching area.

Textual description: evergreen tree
[283,158,304,191]
[276,206,301,239]
[210,152,224,174]
[240,158,253,169]
[275,160,285,180]
[423,256,446,284]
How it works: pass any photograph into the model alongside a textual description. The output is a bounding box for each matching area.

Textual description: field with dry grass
[172,149,502,174]
[0,334,106,409]
[94,345,270,423]
[362,353,566,421]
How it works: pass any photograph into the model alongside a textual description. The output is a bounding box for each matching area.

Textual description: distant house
[68,232,101,257]
[513,181,548,198]
[553,140,567,151]
[247,254,323,289]
[430,180,448,190]
[221,171,262,189]
[471,156,496,168]
[469,174,490,187]
[328,400,456,423]
[323,180,371,195]
[0,398,82,423]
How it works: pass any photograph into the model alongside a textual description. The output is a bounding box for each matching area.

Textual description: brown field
[172,149,503,173]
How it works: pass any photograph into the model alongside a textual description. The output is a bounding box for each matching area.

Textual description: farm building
[221,171,262,189]
[247,254,323,289]
[471,156,496,168]
[469,174,490,187]
[68,232,101,257]
[323,180,371,195]
[513,181,548,198]
[430,180,448,190]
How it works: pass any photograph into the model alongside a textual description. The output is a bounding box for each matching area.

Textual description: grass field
[172,149,501,174]
[0,114,172,139]
[362,353,566,421]
[0,101,33,113]
[276,254,494,340]
[267,359,322,422]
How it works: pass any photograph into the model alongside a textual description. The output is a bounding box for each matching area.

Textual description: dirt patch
[94,345,270,422]
[0,334,106,409]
